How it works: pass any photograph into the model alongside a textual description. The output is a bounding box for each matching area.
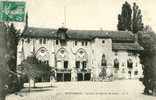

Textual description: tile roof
[22,27,135,42]
[22,27,143,51]
[112,43,144,51]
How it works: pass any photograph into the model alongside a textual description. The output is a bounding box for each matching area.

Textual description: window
[101,54,107,66]
[114,51,118,56]
[60,40,66,46]
[76,61,80,68]
[102,40,105,44]
[135,71,138,75]
[75,41,77,46]
[45,61,49,64]
[27,38,30,43]
[56,40,59,45]
[82,61,87,70]
[82,41,84,46]
[43,38,46,44]
[114,59,119,68]
[39,39,42,44]
[85,42,88,46]
[128,71,131,75]
[136,63,138,67]
[127,59,133,68]
[64,61,68,69]
[122,68,125,73]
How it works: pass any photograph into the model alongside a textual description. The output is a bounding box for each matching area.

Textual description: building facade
[17,27,144,82]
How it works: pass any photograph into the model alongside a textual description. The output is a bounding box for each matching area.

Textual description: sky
[15,0,156,31]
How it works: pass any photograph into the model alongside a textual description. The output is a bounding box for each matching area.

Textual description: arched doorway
[56,48,71,81]
[75,48,91,81]
[35,47,50,82]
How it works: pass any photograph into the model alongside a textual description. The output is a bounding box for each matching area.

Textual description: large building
[17,27,144,82]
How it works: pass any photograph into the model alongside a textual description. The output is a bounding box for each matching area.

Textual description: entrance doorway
[56,73,71,82]
[77,73,91,81]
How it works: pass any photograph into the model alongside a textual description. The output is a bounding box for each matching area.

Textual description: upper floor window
[82,41,84,46]
[127,59,133,68]
[114,51,118,56]
[101,54,107,66]
[75,41,77,46]
[60,40,66,46]
[56,40,59,45]
[85,42,88,46]
[102,40,105,44]
[39,38,46,44]
[114,58,119,68]
[39,39,42,44]
[43,38,46,44]
[134,71,138,75]
[81,41,88,46]
[27,38,30,43]
[64,61,68,69]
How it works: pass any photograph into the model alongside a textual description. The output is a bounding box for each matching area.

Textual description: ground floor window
[77,73,91,81]
[82,61,87,70]
[114,59,119,68]
[76,61,80,68]
[56,73,71,82]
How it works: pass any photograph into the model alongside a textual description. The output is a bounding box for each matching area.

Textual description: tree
[117,2,144,33]
[20,53,51,91]
[117,1,132,31]
[138,26,156,95]
[0,22,9,100]
[132,3,144,33]
[6,23,21,93]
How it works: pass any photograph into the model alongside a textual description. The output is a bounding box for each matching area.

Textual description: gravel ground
[6,80,156,100]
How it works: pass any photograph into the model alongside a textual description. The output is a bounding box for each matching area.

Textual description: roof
[22,27,135,42]
[112,43,144,51]
[22,27,143,51]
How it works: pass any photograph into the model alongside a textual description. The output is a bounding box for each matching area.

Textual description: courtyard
[6,80,156,100]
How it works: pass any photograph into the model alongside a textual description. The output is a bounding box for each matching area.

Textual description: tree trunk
[33,80,35,88]
[28,78,31,92]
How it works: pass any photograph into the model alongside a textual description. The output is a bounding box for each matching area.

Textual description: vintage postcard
[0,0,156,100]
